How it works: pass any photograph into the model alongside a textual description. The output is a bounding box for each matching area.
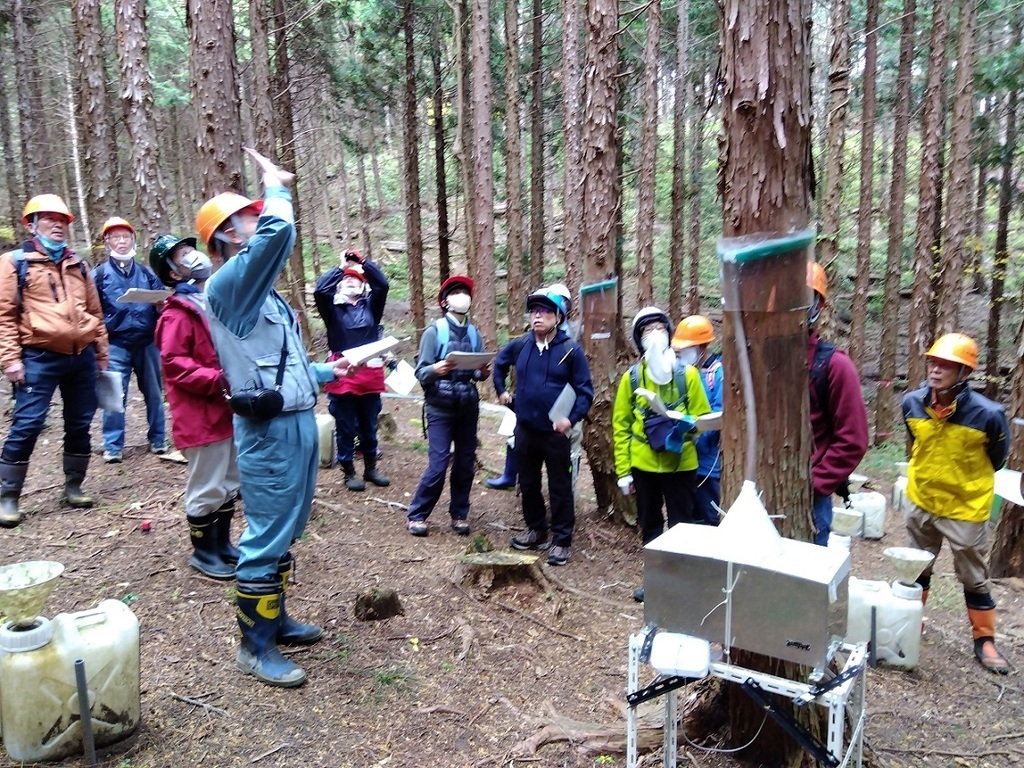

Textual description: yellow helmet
[671,315,715,350]
[22,194,74,225]
[807,261,827,302]
[927,333,978,370]
[101,216,136,238]
[195,193,263,249]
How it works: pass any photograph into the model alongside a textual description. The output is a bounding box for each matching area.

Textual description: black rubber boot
[363,456,390,487]
[341,460,366,492]
[61,453,95,508]
[187,515,236,580]
[276,552,324,645]
[235,579,306,687]
[0,460,28,528]
[485,446,518,490]
[214,499,241,565]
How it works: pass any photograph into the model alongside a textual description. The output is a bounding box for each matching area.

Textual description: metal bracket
[639,622,658,664]
[626,674,697,707]
[739,677,840,768]
[797,663,865,706]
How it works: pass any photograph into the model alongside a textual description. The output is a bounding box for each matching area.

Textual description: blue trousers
[813,493,833,546]
[407,406,478,522]
[328,392,381,463]
[234,409,319,582]
[101,342,166,453]
[515,425,575,547]
[2,346,98,462]
[695,474,721,526]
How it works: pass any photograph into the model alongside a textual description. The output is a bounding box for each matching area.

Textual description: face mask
[677,347,700,367]
[36,234,66,258]
[111,248,136,263]
[807,295,823,326]
[446,293,472,314]
[338,283,364,300]
[178,251,212,282]
[641,328,669,353]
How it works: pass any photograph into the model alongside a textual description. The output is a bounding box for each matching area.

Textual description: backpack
[9,249,89,312]
[628,362,690,411]
[809,338,836,416]
[434,317,481,359]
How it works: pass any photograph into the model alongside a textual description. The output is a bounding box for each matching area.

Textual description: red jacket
[154,292,233,450]
[808,331,869,497]
[324,352,386,396]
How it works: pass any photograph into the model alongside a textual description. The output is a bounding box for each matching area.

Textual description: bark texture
[504,0,526,331]
[816,0,851,274]
[561,0,585,304]
[668,0,690,321]
[403,0,426,340]
[634,2,660,308]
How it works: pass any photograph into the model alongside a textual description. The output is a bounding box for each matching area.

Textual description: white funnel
[882,547,934,586]
[0,561,64,629]
[831,507,863,536]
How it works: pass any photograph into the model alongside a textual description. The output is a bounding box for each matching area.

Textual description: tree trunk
[403,0,426,341]
[581,0,624,519]
[338,141,351,248]
[187,0,244,197]
[994,311,1024,578]
[431,22,452,285]
[668,0,689,321]
[528,0,545,291]
[816,0,851,275]
[504,0,526,331]
[13,0,52,200]
[849,0,879,368]
[0,39,23,233]
[685,103,706,316]
[907,0,950,392]
[453,0,476,268]
[934,0,978,335]
[116,0,170,245]
[249,0,276,155]
[720,0,817,763]
[875,0,917,445]
[71,0,120,246]
[562,0,585,305]
[369,122,385,213]
[357,149,373,259]
[470,0,497,349]
[634,1,660,308]
[62,42,90,254]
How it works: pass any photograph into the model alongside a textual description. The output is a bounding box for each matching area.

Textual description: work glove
[617,475,634,495]
[344,249,364,265]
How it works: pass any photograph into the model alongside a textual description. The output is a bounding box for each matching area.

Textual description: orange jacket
[0,241,109,370]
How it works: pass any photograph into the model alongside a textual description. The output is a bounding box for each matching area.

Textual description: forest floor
[1,383,1022,768]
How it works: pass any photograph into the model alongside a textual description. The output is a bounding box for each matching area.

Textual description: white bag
[97,371,124,413]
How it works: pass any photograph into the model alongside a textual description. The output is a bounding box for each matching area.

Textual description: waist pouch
[427,379,478,409]
[228,388,284,420]
[643,413,685,454]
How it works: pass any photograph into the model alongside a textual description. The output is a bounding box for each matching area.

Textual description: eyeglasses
[529,307,553,316]
[106,232,133,242]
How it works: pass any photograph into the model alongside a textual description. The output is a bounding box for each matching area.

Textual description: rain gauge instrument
[625,231,867,768]
[0,560,141,763]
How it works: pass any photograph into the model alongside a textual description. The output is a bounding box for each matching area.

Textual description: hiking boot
[103,450,122,464]
[546,545,570,566]
[341,461,365,492]
[149,442,168,455]
[407,519,428,537]
[510,528,549,551]
[633,587,645,603]
[363,456,390,487]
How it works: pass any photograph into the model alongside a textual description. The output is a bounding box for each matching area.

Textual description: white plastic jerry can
[0,599,141,763]
[846,577,923,669]
[849,490,888,539]
[316,413,336,469]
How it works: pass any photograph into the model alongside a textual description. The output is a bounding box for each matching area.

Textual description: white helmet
[547,283,571,311]
[631,306,671,352]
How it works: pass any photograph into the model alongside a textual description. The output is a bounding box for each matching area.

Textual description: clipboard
[547,383,576,424]
[97,371,124,413]
[116,288,171,304]
[342,336,402,366]
[445,351,494,370]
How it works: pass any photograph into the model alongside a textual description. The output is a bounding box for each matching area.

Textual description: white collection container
[0,599,140,763]
[846,577,923,669]
[316,413,336,469]
[849,490,887,539]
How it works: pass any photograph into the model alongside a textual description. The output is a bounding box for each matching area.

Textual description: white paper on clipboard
[97,371,124,412]
[116,288,171,304]
[497,408,517,436]
[445,351,494,370]
[343,336,402,366]
[384,359,418,396]
[547,383,576,424]
[994,468,1024,507]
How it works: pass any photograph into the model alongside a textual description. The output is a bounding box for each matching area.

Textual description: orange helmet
[807,261,827,302]
[195,193,264,249]
[671,315,715,350]
[22,194,74,225]
[101,216,135,238]
[927,333,978,370]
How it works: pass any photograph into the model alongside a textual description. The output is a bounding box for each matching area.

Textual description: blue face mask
[36,234,66,259]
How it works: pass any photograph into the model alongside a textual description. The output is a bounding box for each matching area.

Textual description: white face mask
[112,248,136,263]
[446,293,472,314]
[677,347,700,367]
[337,283,364,300]
[641,328,669,353]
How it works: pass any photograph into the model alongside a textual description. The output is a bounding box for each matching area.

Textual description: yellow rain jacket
[902,384,1009,523]
[613,360,711,478]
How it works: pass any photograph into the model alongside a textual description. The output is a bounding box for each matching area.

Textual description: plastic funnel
[831,507,863,536]
[0,561,64,628]
[882,547,934,586]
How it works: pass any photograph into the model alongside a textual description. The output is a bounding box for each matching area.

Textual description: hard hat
[807,261,827,302]
[671,315,715,350]
[526,289,568,319]
[547,283,572,312]
[927,333,978,370]
[195,192,264,249]
[22,194,74,225]
[101,216,136,239]
[438,275,474,306]
[631,306,672,352]
[149,234,198,286]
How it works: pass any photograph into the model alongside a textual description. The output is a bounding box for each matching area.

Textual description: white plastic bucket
[892,476,913,519]
[0,599,140,762]
[846,577,923,669]
[849,490,887,539]
[316,413,336,469]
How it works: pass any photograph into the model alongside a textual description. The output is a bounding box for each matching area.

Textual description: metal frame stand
[626,632,867,768]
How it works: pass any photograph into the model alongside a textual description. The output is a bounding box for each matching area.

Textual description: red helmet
[438,275,473,306]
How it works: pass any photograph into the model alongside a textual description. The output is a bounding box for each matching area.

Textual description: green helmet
[149,234,198,286]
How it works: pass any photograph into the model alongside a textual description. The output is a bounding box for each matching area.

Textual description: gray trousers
[182,437,240,519]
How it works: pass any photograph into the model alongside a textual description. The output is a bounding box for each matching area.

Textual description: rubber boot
[214,499,241,565]
[341,460,365,492]
[61,453,95,508]
[363,455,390,487]
[187,514,236,580]
[0,460,28,528]
[485,446,518,490]
[968,606,1010,675]
[276,553,324,645]
[235,579,307,687]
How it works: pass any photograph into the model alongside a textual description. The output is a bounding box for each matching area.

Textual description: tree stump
[353,588,404,621]
[452,534,550,598]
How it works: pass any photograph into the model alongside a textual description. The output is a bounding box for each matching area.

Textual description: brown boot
[968,606,1010,675]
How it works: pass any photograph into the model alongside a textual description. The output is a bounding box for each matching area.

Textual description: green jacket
[612,360,711,477]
